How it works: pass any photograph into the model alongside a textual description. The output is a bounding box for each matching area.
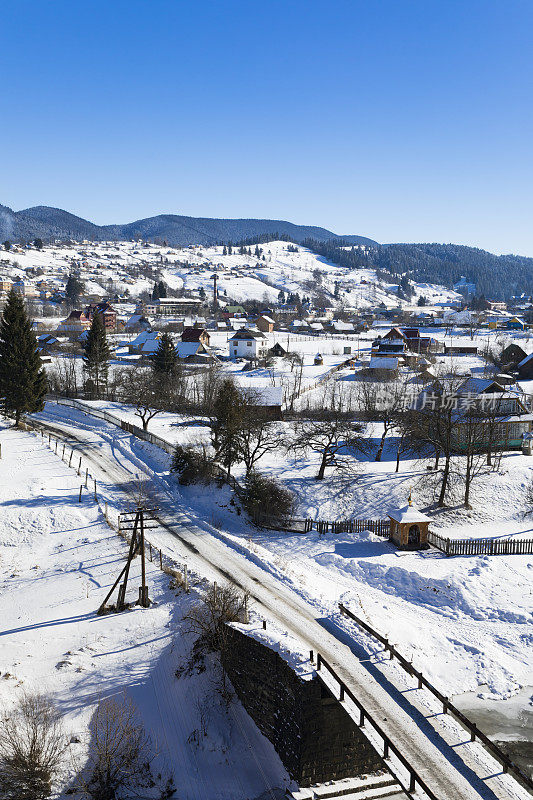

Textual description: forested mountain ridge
[0,204,376,247]
[302,239,533,300]
[1,202,532,299]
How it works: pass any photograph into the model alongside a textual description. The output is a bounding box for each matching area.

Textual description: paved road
[28,405,532,800]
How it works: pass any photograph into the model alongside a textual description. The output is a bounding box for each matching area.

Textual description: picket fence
[428,531,533,556]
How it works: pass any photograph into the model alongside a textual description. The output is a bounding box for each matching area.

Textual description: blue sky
[2,0,532,254]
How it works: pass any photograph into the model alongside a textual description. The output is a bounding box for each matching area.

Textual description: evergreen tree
[222,246,227,256]
[65,274,84,304]
[33,238,43,250]
[227,243,233,255]
[151,282,159,302]
[157,280,167,298]
[151,333,177,375]
[0,289,47,425]
[3,241,11,251]
[83,314,110,399]
[278,289,285,305]
[211,379,247,475]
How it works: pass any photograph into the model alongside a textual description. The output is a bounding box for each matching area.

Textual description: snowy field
[0,422,291,799]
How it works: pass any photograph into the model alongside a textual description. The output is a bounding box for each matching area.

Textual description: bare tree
[76,695,174,799]
[48,355,80,398]
[181,584,248,694]
[0,694,66,800]
[356,377,409,462]
[240,390,281,473]
[118,367,180,430]
[291,399,368,480]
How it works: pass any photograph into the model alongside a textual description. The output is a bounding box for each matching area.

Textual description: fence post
[94,478,97,501]
[159,549,162,569]
[78,457,82,476]
[69,450,73,467]
[85,468,88,488]
[79,485,82,503]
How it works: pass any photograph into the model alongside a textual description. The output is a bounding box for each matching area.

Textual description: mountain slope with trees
[0,204,376,247]
[302,239,533,300]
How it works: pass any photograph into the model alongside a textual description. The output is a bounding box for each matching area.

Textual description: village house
[124,313,151,333]
[144,297,203,316]
[57,310,91,333]
[181,326,210,346]
[175,341,216,363]
[85,300,117,330]
[268,342,287,358]
[418,377,533,451]
[506,316,527,331]
[500,343,528,371]
[255,314,275,333]
[517,353,533,380]
[229,328,268,360]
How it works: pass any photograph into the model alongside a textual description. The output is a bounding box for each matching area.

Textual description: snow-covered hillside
[0,239,461,309]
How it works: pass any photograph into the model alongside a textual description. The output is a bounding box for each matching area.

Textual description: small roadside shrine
[388,493,431,550]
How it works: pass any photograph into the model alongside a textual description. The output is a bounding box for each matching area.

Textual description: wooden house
[181,326,210,346]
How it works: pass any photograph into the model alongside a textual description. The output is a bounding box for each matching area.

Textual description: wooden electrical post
[139,508,149,607]
[98,507,157,614]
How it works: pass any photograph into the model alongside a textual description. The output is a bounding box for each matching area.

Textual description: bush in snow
[180,584,248,698]
[170,444,216,485]
[0,693,66,800]
[76,695,175,799]
[240,470,296,525]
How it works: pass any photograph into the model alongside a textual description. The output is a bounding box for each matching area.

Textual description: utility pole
[98,506,157,614]
[211,273,218,309]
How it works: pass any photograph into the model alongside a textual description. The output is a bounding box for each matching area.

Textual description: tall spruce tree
[151,333,177,375]
[211,379,247,475]
[83,314,110,398]
[0,289,47,425]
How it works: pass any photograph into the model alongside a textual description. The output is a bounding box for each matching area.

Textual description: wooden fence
[314,518,390,536]
[428,531,533,556]
[338,603,533,796]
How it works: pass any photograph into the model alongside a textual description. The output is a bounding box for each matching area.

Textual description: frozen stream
[454,686,533,777]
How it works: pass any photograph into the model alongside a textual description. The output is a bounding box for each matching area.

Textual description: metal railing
[338,603,533,795]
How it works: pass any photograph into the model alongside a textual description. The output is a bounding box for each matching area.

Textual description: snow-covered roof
[175,341,207,358]
[458,377,504,395]
[241,386,283,406]
[369,356,399,370]
[229,328,267,340]
[518,353,533,368]
[388,503,431,524]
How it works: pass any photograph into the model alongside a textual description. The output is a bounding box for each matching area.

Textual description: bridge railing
[315,652,440,800]
[338,603,533,795]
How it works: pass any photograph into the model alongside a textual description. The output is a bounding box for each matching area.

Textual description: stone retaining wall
[223,625,384,785]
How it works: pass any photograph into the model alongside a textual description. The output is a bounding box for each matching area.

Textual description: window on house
[246,341,252,346]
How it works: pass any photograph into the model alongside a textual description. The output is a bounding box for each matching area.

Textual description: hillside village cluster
[1,237,533,800]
